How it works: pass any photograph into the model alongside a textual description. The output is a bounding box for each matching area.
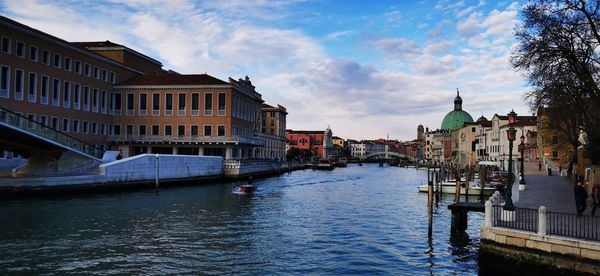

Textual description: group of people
[574,178,600,217]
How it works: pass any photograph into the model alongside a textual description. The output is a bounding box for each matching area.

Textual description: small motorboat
[239,184,256,194]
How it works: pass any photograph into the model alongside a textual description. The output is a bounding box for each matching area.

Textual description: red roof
[117,74,229,86]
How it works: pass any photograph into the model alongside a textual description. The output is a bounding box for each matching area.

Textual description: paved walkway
[516,161,596,215]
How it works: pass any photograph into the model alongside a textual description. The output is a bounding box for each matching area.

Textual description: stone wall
[480,227,600,274]
[223,159,284,177]
[100,154,223,182]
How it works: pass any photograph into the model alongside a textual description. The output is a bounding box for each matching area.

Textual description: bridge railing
[0,106,104,159]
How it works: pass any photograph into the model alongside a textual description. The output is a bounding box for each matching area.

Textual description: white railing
[178,110,185,116]
[106,134,265,146]
[165,110,173,116]
[138,110,146,116]
[204,110,212,116]
[218,110,226,116]
[73,102,80,110]
[152,110,159,116]
[126,109,134,116]
[15,91,23,101]
[52,98,59,106]
[191,110,199,116]
[29,94,37,103]
[63,100,69,108]
[83,104,89,111]
[0,89,8,98]
[40,97,48,105]
[113,110,121,116]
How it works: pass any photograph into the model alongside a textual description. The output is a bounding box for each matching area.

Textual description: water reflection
[0,164,483,274]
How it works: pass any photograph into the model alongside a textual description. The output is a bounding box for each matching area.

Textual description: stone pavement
[516,161,596,215]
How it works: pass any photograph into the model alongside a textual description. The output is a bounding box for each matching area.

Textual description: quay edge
[0,155,310,196]
[479,227,600,275]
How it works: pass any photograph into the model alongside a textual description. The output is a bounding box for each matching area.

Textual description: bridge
[0,107,104,176]
[360,151,415,161]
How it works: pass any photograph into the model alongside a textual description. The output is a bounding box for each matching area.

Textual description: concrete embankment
[478,173,600,275]
[0,155,310,195]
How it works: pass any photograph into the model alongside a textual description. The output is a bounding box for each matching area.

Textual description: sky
[0,0,532,141]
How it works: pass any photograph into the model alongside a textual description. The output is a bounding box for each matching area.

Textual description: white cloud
[0,0,529,141]
[371,38,421,59]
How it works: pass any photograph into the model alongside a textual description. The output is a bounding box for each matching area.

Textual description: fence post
[538,206,546,236]
[485,200,492,227]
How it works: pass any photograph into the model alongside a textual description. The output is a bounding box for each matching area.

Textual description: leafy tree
[512,0,600,163]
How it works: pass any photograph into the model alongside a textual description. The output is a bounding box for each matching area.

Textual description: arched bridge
[361,151,415,161]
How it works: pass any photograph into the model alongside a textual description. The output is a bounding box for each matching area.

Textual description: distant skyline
[0,0,531,141]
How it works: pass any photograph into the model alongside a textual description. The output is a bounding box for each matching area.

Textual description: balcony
[106,134,265,146]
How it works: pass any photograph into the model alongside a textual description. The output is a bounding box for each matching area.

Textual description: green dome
[441,110,474,130]
[441,89,474,130]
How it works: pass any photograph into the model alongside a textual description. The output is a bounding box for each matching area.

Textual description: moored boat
[314,158,335,170]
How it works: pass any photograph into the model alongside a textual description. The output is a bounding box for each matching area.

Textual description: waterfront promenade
[516,162,578,213]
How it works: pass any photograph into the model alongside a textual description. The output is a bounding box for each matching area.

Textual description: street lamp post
[519,134,526,185]
[504,110,517,211]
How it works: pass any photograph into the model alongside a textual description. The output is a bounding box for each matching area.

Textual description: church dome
[441,90,474,130]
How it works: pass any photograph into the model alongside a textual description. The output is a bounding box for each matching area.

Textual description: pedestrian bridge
[0,107,103,176]
[360,151,415,161]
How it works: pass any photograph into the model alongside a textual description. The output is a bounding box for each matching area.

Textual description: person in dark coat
[574,179,588,217]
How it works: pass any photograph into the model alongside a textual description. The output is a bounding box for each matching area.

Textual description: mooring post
[484,200,492,227]
[155,153,160,193]
[428,178,434,238]
[454,175,461,203]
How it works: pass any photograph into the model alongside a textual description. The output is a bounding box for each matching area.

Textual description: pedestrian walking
[574,178,588,217]
[591,183,600,216]
[559,166,563,176]
[538,162,542,171]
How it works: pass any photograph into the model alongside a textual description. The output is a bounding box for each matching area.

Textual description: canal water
[0,164,484,275]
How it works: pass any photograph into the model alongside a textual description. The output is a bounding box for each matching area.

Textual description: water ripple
[0,164,482,275]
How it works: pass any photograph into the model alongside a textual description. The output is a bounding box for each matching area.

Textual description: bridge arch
[361,151,414,161]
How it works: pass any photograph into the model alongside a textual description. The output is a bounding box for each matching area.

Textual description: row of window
[0,65,110,113]
[1,36,116,83]
[120,92,226,116]
[25,112,231,138]
[116,124,226,137]
[24,113,107,135]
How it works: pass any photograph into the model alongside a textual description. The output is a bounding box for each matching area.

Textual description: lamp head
[508,110,517,125]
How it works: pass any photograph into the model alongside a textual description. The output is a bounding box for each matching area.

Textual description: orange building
[0,15,286,161]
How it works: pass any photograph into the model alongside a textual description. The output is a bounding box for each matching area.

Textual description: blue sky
[0,0,530,140]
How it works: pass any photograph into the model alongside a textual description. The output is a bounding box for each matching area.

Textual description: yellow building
[332,136,345,147]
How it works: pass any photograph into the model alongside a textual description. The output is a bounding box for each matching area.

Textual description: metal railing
[547,211,600,241]
[492,205,538,233]
[106,134,265,146]
[489,203,600,242]
[0,106,103,159]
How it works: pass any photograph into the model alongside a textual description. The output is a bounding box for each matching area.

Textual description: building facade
[286,128,333,159]
[0,15,285,161]
[258,103,287,160]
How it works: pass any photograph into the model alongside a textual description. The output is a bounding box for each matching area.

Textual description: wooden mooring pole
[428,170,434,238]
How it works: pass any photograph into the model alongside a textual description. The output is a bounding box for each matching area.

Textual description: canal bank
[0,154,310,195]
[478,173,600,275]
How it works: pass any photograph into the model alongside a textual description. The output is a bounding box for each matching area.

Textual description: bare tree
[512,0,600,163]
